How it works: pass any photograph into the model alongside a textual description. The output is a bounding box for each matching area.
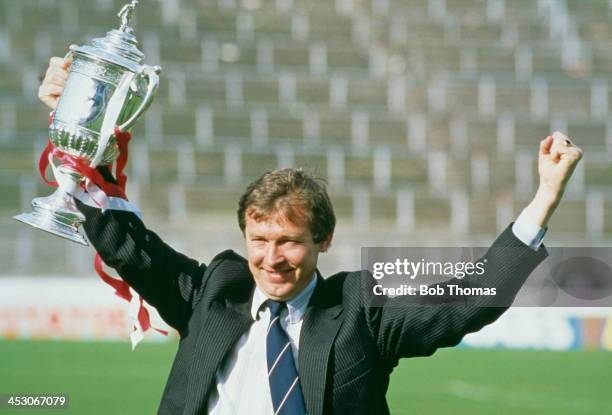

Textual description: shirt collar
[251,272,318,324]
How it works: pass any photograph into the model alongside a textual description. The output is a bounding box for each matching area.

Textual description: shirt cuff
[512,209,547,250]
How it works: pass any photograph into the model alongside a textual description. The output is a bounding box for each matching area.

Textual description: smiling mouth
[263,269,294,278]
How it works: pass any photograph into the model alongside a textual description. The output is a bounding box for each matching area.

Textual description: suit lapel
[183,287,254,415]
[298,275,343,415]
[183,271,342,415]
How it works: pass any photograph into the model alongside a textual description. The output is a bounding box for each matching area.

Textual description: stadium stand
[0,0,611,276]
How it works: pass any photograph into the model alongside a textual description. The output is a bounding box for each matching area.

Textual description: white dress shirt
[207,211,546,414]
[207,274,317,415]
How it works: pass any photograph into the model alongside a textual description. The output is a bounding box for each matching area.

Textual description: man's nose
[265,244,284,266]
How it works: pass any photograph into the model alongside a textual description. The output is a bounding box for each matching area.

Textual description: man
[39,57,582,414]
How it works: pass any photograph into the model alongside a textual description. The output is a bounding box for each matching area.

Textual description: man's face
[245,211,332,301]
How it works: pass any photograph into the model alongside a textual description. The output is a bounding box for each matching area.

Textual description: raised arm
[77,198,207,334]
[367,133,582,361]
[367,224,547,360]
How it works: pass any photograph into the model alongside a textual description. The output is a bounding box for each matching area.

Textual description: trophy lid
[72,1,146,73]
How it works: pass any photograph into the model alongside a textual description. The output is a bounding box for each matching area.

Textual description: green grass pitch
[0,340,610,414]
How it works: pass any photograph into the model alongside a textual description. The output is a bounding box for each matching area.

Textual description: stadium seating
[0,0,611,275]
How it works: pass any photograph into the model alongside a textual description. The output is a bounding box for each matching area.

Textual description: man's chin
[264,281,290,294]
[260,281,296,300]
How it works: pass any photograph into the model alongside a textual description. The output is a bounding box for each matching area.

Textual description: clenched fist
[538,132,583,199]
[38,56,72,110]
[525,131,583,227]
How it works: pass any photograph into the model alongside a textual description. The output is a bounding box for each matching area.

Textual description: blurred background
[0,0,611,414]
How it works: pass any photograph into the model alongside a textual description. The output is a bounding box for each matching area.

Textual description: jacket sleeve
[76,199,206,334]
[365,223,548,362]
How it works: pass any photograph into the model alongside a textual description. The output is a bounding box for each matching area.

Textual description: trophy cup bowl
[14,0,161,246]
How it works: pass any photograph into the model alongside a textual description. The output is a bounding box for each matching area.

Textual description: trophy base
[14,192,89,246]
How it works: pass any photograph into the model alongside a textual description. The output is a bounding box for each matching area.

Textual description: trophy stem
[14,167,89,246]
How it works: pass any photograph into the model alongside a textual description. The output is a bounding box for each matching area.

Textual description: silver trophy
[15,1,161,246]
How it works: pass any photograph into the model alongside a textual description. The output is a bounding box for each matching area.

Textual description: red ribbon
[94,255,168,336]
[38,138,127,199]
[114,128,131,190]
[41,113,168,339]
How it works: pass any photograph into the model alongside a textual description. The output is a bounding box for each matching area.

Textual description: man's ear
[318,232,334,253]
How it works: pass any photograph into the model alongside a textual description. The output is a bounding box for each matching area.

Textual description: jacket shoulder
[209,249,248,266]
[205,249,250,283]
[198,249,253,303]
[320,270,372,307]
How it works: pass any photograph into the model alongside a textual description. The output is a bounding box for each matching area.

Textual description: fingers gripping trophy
[14,0,161,246]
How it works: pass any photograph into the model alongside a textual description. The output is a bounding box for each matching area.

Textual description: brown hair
[237,168,336,243]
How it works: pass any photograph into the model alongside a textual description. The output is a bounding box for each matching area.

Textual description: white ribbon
[72,186,142,218]
[90,72,135,168]
[128,288,145,350]
[48,153,80,195]
[84,179,110,211]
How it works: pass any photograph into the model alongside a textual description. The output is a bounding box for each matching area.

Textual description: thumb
[62,55,73,70]
[539,136,553,157]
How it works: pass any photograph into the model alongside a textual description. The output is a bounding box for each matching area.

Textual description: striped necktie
[266,300,307,415]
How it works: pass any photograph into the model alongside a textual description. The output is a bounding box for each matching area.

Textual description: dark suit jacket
[78,202,547,415]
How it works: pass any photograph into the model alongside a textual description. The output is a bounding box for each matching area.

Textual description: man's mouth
[262,268,294,279]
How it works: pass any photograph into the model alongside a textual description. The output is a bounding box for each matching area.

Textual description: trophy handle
[117,65,161,132]
[65,45,76,59]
